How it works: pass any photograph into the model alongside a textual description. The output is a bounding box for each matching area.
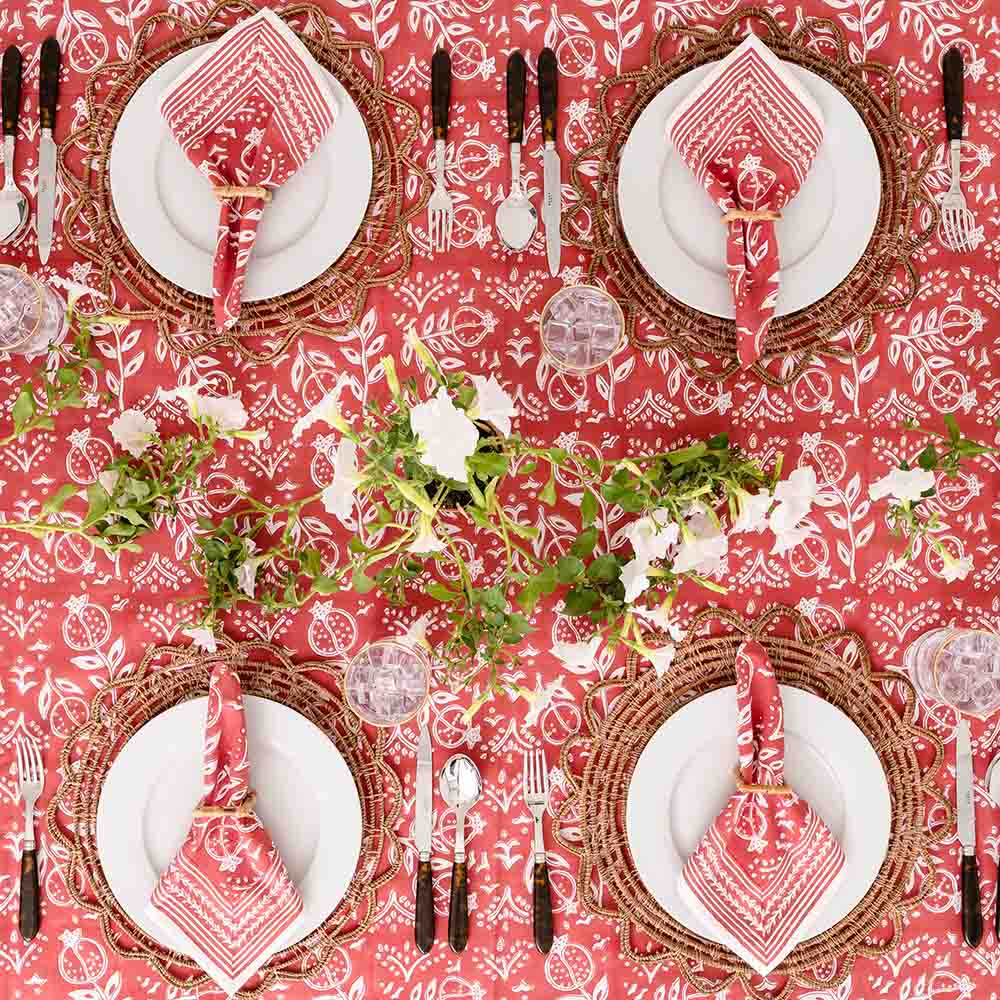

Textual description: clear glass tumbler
[903,627,1000,716]
[0,265,68,357]
[344,639,431,726]
[540,284,625,375]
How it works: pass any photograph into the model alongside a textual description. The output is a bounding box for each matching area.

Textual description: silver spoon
[0,46,28,243]
[439,753,482,953]
[496,51,536,252]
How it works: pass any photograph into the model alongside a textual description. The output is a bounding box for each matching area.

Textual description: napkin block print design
[149,664,304,997]
[678,640,845,975]
[159,8,338,331]
[666,35,825,368]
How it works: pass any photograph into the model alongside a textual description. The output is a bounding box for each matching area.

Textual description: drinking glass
[903,627,1000,716]
[344,639,431,726]
[540,284,624,375]
[0,265,67,357]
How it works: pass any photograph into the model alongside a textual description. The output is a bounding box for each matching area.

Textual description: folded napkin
[159,8,338,331]
[149,663,303,996]
[665,35,825,369]
[678,640,845,975]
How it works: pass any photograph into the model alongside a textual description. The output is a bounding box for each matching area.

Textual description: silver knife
[37,37,60,265]
[538,48,561,277]
[956,719,982,947]
[414,721,434,952]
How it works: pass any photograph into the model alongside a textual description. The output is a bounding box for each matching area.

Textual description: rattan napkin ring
[193,790,257,817]
[733,766,791,795]
[721,208,781,223]
[212,185,272,202]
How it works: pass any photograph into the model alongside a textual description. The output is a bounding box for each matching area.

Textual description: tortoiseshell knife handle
[943,46,964,143]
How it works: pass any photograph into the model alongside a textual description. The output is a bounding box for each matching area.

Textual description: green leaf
[666,441,707,466]
[351,568,377,594]
[570,527,598,559]
[707,433,729,451]
[557,555,585,584]
[580,489,598,528]
[587,553,621,584]
[943,414,960,443]
[917,445,937,470]
[300,547,322,577]
[519,460,537,475]
[502,613,532,643]
[43,483,78,514]
[505,518,539,540]
[563,586,598,615]
[348,536,368,554]
[427,582,458,602]
[311,575,341,594]
[85,483,110,523]
[538,473,557,506]
[11,385,34,431]
[467,452,509,478]
[117,507,149,527]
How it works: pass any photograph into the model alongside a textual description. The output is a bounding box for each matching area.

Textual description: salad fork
[940,46,977,252]
[427,48,453,254]
[16,736,44,940]
[522,747,553,953]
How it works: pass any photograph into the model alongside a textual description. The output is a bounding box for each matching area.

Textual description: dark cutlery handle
[448,860,468,952]
[943,46,963,142]
[431,49,451,141]
[538,48,557,145]
[415,859,435,953]
[961,853,982,947]
[19,849,40,940]
[39,38,59,131]
[996,872,1000,941]
[506,51,526,144]
[2,46,22,136]
[532,860,554,954]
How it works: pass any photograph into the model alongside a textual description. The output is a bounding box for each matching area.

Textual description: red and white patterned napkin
[159,8,338,331]
[149,663,304,996]
[678,640,845,975]
[665,35,825,369]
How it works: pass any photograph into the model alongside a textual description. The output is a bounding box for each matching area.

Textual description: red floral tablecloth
[2,2,999,998]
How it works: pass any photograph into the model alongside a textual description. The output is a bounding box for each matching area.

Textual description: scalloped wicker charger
[59,0,428,363]
[553,607,949,1000]
[47,638,401,999]
[564,9,936,385]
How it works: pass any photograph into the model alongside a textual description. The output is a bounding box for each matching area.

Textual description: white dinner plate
[97,695,362,954]
[617,61,880,318]
[626,684,891,945]
[110,45,373,302]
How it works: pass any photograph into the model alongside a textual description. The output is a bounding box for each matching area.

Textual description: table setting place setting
[1,3,1000,1000]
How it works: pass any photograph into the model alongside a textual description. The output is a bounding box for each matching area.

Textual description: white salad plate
[110,45,373,302]
[626,684,891,944]
[97,695,362,955]
[617,61,880,318]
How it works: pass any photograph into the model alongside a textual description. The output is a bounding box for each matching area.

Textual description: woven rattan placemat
[553,606,948,999]
[59,0,427,362]
[47,638,401,998]
[564,9,936,385]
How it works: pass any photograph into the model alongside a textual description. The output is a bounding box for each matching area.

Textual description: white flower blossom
[160,381,249,437]
[402,613,433,649]
[524,674,564,727]
[769,466,818,534]
[98,469,120,497]
[770,523,815,557]
[620,557,651,603]
[320,439,361,527]
[409,386,479,483]
[551,636,602,668]
[235,556,266,599]
[733,488,772,534]
[940,553,973,583]
[869,467,936,503]
[409,515,448,555]
[632,604,686,640]
[469,374,517,436]
[293,376,350,438]
[109,409,156,458]
[646,643,676,677]
[183,626,217,653]
[673,515,728,575]
[625,508,679,564]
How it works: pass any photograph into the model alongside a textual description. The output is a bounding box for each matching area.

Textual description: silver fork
[428,48,454,255]
[522,747,553,953]
[940,46,977,252]
[16,736,43,940]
